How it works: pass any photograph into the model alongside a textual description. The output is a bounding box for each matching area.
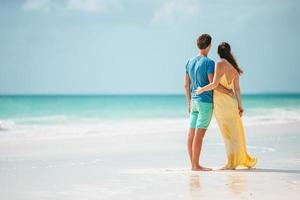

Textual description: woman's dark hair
[217,42,243,74]
[197,34,212,49]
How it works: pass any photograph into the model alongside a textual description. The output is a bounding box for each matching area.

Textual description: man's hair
[197,34,212,49]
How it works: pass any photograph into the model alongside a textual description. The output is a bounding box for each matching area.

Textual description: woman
[195,42,257,169]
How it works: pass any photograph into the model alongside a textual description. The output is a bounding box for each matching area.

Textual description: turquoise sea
[1,94,300,119]
[1,94,300,199]
[0,94,300,139]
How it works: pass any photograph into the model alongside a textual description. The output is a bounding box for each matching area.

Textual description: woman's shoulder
[215,60,226,75]
[226,60,239,76]
[217,59,239,78]
[216,59,226,68]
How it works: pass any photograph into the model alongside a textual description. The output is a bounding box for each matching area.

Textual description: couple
[184,33,257,171]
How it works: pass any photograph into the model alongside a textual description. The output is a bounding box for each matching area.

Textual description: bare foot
[219,166,228,170]
[191,165,212,171]
[247,166,256,170]
[219,166,235,170]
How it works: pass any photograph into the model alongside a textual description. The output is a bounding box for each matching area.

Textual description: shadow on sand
[216,168,300,174]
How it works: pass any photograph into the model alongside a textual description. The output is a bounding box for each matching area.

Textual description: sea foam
[0,108,299,140]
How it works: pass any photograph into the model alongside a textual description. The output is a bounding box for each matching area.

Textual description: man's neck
[199,50,208,57]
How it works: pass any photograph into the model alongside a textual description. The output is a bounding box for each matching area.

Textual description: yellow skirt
[214,90,257,169]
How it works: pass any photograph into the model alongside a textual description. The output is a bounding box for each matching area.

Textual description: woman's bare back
[219,59,239,85]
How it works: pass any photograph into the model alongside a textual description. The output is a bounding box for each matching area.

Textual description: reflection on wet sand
[226,173,248,195]
[190,173,201,190]
[189,173,201,198]
[188,171,248,199]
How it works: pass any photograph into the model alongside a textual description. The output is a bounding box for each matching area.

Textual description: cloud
[151,0,199,24]
[22,0,117,13]
[22,0,200,23]
[22,0,51,11]
[67,0,111,12]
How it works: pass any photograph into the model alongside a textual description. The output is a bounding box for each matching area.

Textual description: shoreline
[0,120,299,199]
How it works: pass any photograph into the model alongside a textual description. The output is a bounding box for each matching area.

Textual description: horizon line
[0,92,300,96]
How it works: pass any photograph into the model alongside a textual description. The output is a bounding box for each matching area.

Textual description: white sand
[0,121,300,199]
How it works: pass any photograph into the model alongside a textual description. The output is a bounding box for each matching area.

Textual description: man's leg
[191,101,213,171]
[191,128,210,170]
[188,102,197,167]
[187,128,195,164]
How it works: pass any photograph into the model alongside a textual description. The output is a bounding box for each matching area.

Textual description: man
[184,34,233,171]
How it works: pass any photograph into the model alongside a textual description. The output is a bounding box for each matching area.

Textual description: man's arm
[184,74,191,113]
[208,74,233,97]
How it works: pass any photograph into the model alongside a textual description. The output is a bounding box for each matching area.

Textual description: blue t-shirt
[185,55,215,103]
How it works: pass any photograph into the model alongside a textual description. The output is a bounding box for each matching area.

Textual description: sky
[0,0,299,94]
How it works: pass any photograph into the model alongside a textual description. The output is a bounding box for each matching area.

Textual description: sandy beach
[1,0,299,198]
[1,119,299,200]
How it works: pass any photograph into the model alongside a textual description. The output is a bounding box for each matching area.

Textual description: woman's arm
[184,74,191,113]
[233,75,243,116]
[195,62,224,94]
[209,73,234,97]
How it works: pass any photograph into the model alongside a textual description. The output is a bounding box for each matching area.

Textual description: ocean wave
[0,118,187,139]
[12,115,70,124]
[0,108,299,139]
[243,108,300,126]
[0,120,15,131]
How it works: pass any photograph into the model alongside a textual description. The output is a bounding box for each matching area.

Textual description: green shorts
[189,100,213,129]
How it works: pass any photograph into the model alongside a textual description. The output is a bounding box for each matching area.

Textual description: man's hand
[195,87,203,95]
[227,89,234,97]
[188,103,191,113]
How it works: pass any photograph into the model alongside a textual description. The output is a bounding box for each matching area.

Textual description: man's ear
[206,44,212,52]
